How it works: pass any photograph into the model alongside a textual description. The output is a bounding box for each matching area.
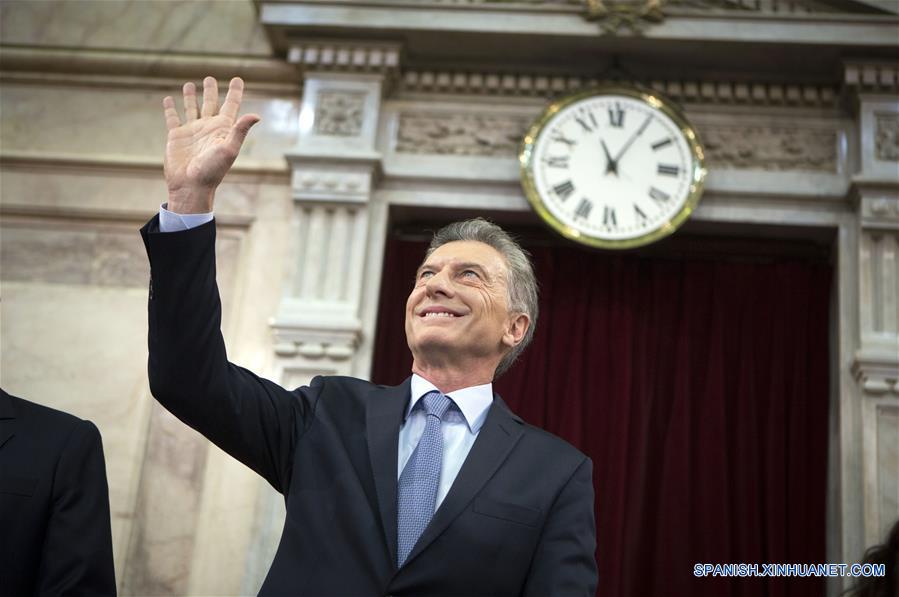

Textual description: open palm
[163,77,259,213]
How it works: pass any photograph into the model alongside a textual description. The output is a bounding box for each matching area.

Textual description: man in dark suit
[0,389,116,595]
[144,76,597,595]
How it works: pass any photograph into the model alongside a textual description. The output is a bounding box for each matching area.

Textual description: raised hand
[162,77,260,214]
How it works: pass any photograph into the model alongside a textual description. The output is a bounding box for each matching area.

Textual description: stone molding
[394,109,840,171]
[0,149,289,177]
[274,0,892,16]
[286,39,402,78]
[398,70,838,107]
[845,61,899,93]
[853,354,899,397]
[0,46,299,91]
[272,323,361,361]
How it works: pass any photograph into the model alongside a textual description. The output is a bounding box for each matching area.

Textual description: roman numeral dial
[522,88,706,249]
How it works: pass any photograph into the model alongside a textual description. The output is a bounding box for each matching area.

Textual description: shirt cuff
[159,204,214,232]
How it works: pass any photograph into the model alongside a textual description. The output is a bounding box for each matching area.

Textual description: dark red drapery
[371,233,831,597]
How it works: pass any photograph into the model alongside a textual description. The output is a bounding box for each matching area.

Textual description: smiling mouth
[422,312,458,318]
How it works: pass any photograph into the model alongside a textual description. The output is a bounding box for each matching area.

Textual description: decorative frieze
[394,110,839,172]
[396,112,531,157]
[702,125,837,172]
[399,70,838,107]
[314,90,366,137]
[875,113,899,162]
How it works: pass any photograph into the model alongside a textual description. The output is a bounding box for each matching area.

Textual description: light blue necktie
[397,390,452,566]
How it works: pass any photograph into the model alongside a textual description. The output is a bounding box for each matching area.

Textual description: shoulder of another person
[1,394,101,473]
[11,394,89,435]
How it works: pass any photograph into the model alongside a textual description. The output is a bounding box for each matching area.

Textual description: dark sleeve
[37,420,116,596]
[523,457,598,596]
[140,216,320,493]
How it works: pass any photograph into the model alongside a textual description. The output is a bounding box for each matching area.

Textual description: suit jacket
[0,389,116,596]
[141,216,597,596]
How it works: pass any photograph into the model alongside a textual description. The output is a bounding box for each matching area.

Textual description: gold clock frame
[519,84,707,250]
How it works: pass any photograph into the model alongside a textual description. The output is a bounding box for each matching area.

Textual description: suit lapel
[400,393,524,568]
[366,378,411,567]
[0,390,17,450]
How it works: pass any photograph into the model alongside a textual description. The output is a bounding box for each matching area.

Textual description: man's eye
[419,271,434,280]
[461,270,479,279]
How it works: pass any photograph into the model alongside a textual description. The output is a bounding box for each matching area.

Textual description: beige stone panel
[0,164,169,216]
[122,403,210,596]
[0,0,271,56]
[0,279,152,582]
[187,445,264,595]
[0,223,150,288]
[0,83,300,167]
[119,225,246,594]
[876,405,898,540]
[187,181,295,593]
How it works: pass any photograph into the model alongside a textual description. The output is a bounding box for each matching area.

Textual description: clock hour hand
[601,139,618,175]
[612,115,652,164]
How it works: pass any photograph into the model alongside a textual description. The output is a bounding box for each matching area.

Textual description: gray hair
[427,218,538,378]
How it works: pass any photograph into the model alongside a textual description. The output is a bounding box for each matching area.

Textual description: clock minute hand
[612,115,652,163]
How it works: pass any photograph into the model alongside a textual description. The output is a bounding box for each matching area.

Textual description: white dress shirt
[157,206,495,508]
[159,204,214,232]
[400,374,493,509]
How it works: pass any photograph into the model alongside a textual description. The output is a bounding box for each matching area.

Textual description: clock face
[520,86,706,249]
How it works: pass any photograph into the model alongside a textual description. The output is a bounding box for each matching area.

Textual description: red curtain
[371,234,831,597]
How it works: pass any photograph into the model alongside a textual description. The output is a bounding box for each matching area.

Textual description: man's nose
[425,270,454,297]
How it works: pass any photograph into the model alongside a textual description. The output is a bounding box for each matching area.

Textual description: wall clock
[519,85,706,249]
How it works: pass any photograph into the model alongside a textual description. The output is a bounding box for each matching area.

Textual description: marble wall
[0,1,299,592]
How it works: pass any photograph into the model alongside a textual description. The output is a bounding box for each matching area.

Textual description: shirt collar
[408,373,493,434]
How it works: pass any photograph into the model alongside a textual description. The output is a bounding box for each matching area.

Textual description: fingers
[182,82,198,122]
[162,96,181,131]
[219,77,245,121]
[225,113,261,153]
[166,77,247,131]
[201,76,219,118]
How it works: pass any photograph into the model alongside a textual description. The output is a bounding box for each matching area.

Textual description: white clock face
[522,90,704,248]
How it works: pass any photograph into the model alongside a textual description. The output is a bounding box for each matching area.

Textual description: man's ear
[502,313,530,348]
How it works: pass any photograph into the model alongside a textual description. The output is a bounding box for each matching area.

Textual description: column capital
[285,151,382,205]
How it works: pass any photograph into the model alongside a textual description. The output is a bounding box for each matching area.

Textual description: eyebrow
[416,261,490,278]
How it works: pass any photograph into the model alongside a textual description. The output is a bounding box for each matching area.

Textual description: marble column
[846,61,899,558]
[242,40,400,591]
